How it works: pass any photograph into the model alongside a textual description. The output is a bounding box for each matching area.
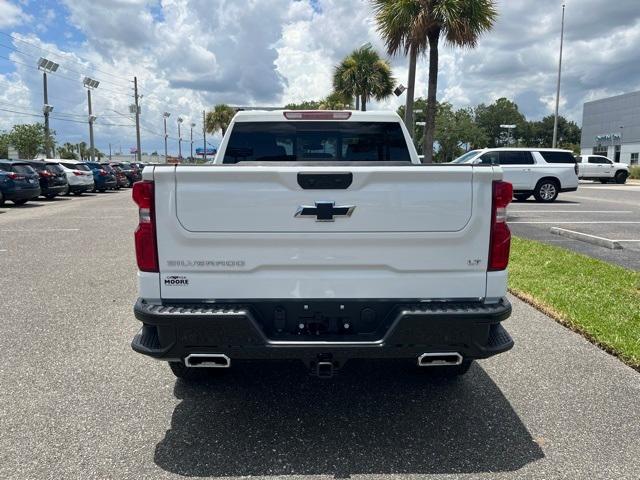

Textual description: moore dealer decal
[164,275,189,286]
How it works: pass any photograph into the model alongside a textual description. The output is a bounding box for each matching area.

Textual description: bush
[630,165,640,179]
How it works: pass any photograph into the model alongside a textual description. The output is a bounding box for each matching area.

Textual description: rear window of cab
[223,121,411,163]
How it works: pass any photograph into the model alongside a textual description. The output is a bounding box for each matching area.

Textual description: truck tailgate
[153,165,497,300]
[174,166,472,233]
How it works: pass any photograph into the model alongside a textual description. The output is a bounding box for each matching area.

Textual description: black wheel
[98,189,106,193]
[615,171,628,184]
[533,179,559,202]
[45,194,56,199]
[599,178,609,184]
[420,360,474,378]
[0,190,4,206]
[168,361,213,381]
[514,193,530,202]
[72,191,83,196]
[13,199,28,205]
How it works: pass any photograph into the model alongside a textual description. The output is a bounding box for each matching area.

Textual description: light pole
[619,126,624,163]
[177,117,183,160]
[500,124,516,146]
[163,112,170,162]
[552,3,566,148]
[190,122,195,161]
[202,110,207,162]
[37,58,59,158]
[83,77,100,160]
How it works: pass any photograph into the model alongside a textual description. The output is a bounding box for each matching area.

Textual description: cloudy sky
[0,0,639,155]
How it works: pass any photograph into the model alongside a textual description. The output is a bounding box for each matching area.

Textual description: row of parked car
[0,159,145,206]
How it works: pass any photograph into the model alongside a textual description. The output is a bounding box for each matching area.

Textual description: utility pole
[87,89,95,160]
[83,77,100,161]
[203,110,207,162]
[177,117,183,160]
[133,77,142,163]
[43,72,51,157]
[552,3,566,149]
[190,122,195,161]
[163,112,170,162]
[37,58,58,158]
[109,143,112,161]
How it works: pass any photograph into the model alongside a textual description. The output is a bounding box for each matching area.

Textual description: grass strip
[509,236,640,370]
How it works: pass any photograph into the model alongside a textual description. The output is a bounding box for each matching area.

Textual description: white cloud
[0,0,31,28]
[2,0,640,154]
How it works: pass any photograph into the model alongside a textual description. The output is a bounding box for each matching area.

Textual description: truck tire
[0,191,4,206]
[615,171,628,184]
[13,199,28,205]
[533,179,559,202]
[514,193,530,202]
[168,361,215,381]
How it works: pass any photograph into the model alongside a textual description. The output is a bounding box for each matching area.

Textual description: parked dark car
[0,160,41,206]
[101,163,127,189]
[26,160,69,199]
[110,162,141,187]
[85,161,117,192]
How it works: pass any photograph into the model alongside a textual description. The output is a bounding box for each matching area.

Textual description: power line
[0,53,132,98]
[0,31,132,85]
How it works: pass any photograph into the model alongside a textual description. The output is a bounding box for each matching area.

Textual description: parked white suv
[576,155,629,184]
[53,159,95,195]
[452,148,579,202]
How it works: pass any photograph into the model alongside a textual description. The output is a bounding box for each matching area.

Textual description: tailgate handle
[297,172,352,190]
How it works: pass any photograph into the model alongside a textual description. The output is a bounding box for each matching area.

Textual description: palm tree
[205,104,236,137]
[333,44,395,111]
[372,0,428,138]
[373,0,497,162]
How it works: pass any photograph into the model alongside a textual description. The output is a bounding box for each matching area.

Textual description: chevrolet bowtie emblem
[295,201,355,222]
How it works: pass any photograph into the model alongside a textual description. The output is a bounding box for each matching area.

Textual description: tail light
[7,172,25,180]
[98,169,108,176]
[132,180,158,272]
[39,170,53,178]
[574,162,579,175]
[73,171,84,176]
[488,181,512,271]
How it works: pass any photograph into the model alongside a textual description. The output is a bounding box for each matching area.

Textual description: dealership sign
[595,133,621,143]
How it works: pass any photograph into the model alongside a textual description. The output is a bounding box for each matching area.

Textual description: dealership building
[581,91,640,165]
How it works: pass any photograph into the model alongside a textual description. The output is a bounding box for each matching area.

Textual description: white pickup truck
[131,110,514,379]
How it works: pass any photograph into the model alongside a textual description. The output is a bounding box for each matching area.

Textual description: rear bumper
[132,298,513,364]
[41,184,68,196]
[4,187,41,200]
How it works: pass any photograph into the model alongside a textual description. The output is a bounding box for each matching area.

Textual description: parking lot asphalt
[509,181,640,270]
[1,191,640,480]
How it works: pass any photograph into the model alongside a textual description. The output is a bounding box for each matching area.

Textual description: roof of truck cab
[232,110,402,122]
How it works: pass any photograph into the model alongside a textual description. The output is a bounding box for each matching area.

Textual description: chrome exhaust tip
[184,354,231,368]
[417,352,463,367]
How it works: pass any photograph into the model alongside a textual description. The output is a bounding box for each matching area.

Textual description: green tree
[9,123,50,159]
[320,91,353,110]
[205,104,236,137]
[57,142,78,159]
[379,0,497,161]
[333,43,395,111]
[0,131,10,158]
[475,98,527,147]
[527,115,581,148]
[284,100,323,110]
[372,0,429,136]
[399,99,488,159]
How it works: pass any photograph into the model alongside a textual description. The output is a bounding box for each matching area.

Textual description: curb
[550,227,623,249]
